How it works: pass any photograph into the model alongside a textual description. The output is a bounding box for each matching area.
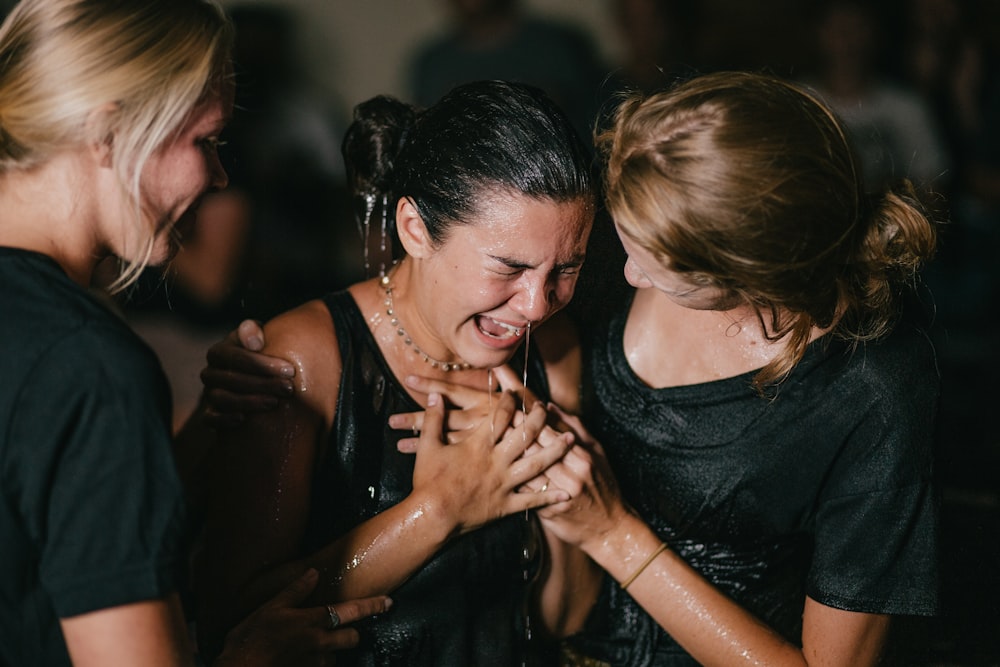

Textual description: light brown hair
[598,71,937,389]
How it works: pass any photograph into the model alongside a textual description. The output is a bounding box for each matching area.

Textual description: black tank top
[303,291,552,666]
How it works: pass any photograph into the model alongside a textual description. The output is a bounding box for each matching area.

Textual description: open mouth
[475,315,525,341]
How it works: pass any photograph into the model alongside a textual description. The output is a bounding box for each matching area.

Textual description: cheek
[553,275,580,308]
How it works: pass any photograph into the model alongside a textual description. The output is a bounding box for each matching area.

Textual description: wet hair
[0,0,233,290]
[341,79,594,257]
[598,70,937,390]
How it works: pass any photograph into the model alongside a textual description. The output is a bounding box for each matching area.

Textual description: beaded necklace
[380,274,472,372]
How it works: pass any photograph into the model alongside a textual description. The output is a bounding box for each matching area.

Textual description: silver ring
[326,604,340,630]
[413,425,418,436]
[538,481,550,493]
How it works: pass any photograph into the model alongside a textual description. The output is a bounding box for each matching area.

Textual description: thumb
[493,364,539,411]
[237,319,266,351]
[263,567,319,609]
[492,364,525,393]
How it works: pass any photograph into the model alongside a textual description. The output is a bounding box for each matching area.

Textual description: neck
[0,153,106,286]
[377,261,472,372]
[623,287,798,387]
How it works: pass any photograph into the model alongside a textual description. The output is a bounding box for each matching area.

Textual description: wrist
[581,512,665,585]
[403,488,461,543]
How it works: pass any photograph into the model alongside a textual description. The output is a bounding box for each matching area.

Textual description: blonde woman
[0,1,386,665]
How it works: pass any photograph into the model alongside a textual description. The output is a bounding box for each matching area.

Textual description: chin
[147,236,179,268]
[463,341,525,371]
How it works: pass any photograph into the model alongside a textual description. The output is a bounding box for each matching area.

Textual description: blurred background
[3,0,995,663]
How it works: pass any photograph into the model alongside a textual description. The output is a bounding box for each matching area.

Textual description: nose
[511,274,558,323]
[210,153,229,192]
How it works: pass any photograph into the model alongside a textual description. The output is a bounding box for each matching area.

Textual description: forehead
[452,190,594,256]
[181,85,234,133]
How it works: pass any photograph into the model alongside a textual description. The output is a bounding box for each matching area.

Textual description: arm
[60,595,192,667]
[195,302,573,650]
[535,410,892,667]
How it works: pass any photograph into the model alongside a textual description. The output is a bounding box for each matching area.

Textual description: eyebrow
[489,254,586,271]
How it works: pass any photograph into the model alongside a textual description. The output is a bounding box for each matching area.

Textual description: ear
[395,197,435,259]
[85,103,119,168]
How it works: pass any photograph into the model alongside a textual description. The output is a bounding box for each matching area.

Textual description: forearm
[582,513,807,667]
[244,490,458,607]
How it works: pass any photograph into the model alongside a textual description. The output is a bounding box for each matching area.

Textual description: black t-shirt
[0,248,186,666]
[570,295,940,665]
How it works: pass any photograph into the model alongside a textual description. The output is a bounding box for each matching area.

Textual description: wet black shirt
[569,296,940,666]
[305,291,551,666]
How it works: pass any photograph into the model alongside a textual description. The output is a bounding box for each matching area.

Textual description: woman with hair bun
[192,79,596,665]
[529,70,941,666]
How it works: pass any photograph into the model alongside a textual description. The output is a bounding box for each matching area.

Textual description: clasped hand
[389,367,629,551]
[408,389,574,535]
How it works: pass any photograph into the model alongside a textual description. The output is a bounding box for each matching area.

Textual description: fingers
[324,596,393,627]
[485,391,518,443]
[494,400,548,458]
[403,374,492,409]
[204,331,296,379]
[263,567,320,609]
[546,403,600,451]
[492,364,543,409]
[389,407,483,440]
[512,430,575,482]
[309,595,392,653]
[491,364,525,392]
[200,368,295,400]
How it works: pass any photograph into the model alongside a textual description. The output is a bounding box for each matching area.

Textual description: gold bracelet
[620,542,668,590]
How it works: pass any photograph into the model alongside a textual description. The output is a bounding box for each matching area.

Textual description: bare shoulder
[535,310,583,413]
[262,299,341,423]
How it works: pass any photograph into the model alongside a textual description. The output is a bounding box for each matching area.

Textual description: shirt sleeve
[807,363,940,616]
[8,321,186,618]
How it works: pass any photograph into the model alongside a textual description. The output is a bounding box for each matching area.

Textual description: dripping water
[521,322,531,441]
[519,321,537,666]
[360,193,376,277]
[488,367,495,439]
[379,194,389,276]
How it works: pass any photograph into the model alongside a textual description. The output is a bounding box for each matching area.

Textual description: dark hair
[342,79,594,249]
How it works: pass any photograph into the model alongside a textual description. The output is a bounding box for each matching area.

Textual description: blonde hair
[0,0,233,290]
[598,71,938,390]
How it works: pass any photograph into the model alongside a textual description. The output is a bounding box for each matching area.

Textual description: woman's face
[616,223,740,311]
[133,86,233,265]
[410,191,593,369]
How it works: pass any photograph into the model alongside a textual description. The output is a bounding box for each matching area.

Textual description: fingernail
[384,597,394,610]
[427,392,440,407]
[248,335,264,350]
[279,365,295,378]
[405,375,419,387]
